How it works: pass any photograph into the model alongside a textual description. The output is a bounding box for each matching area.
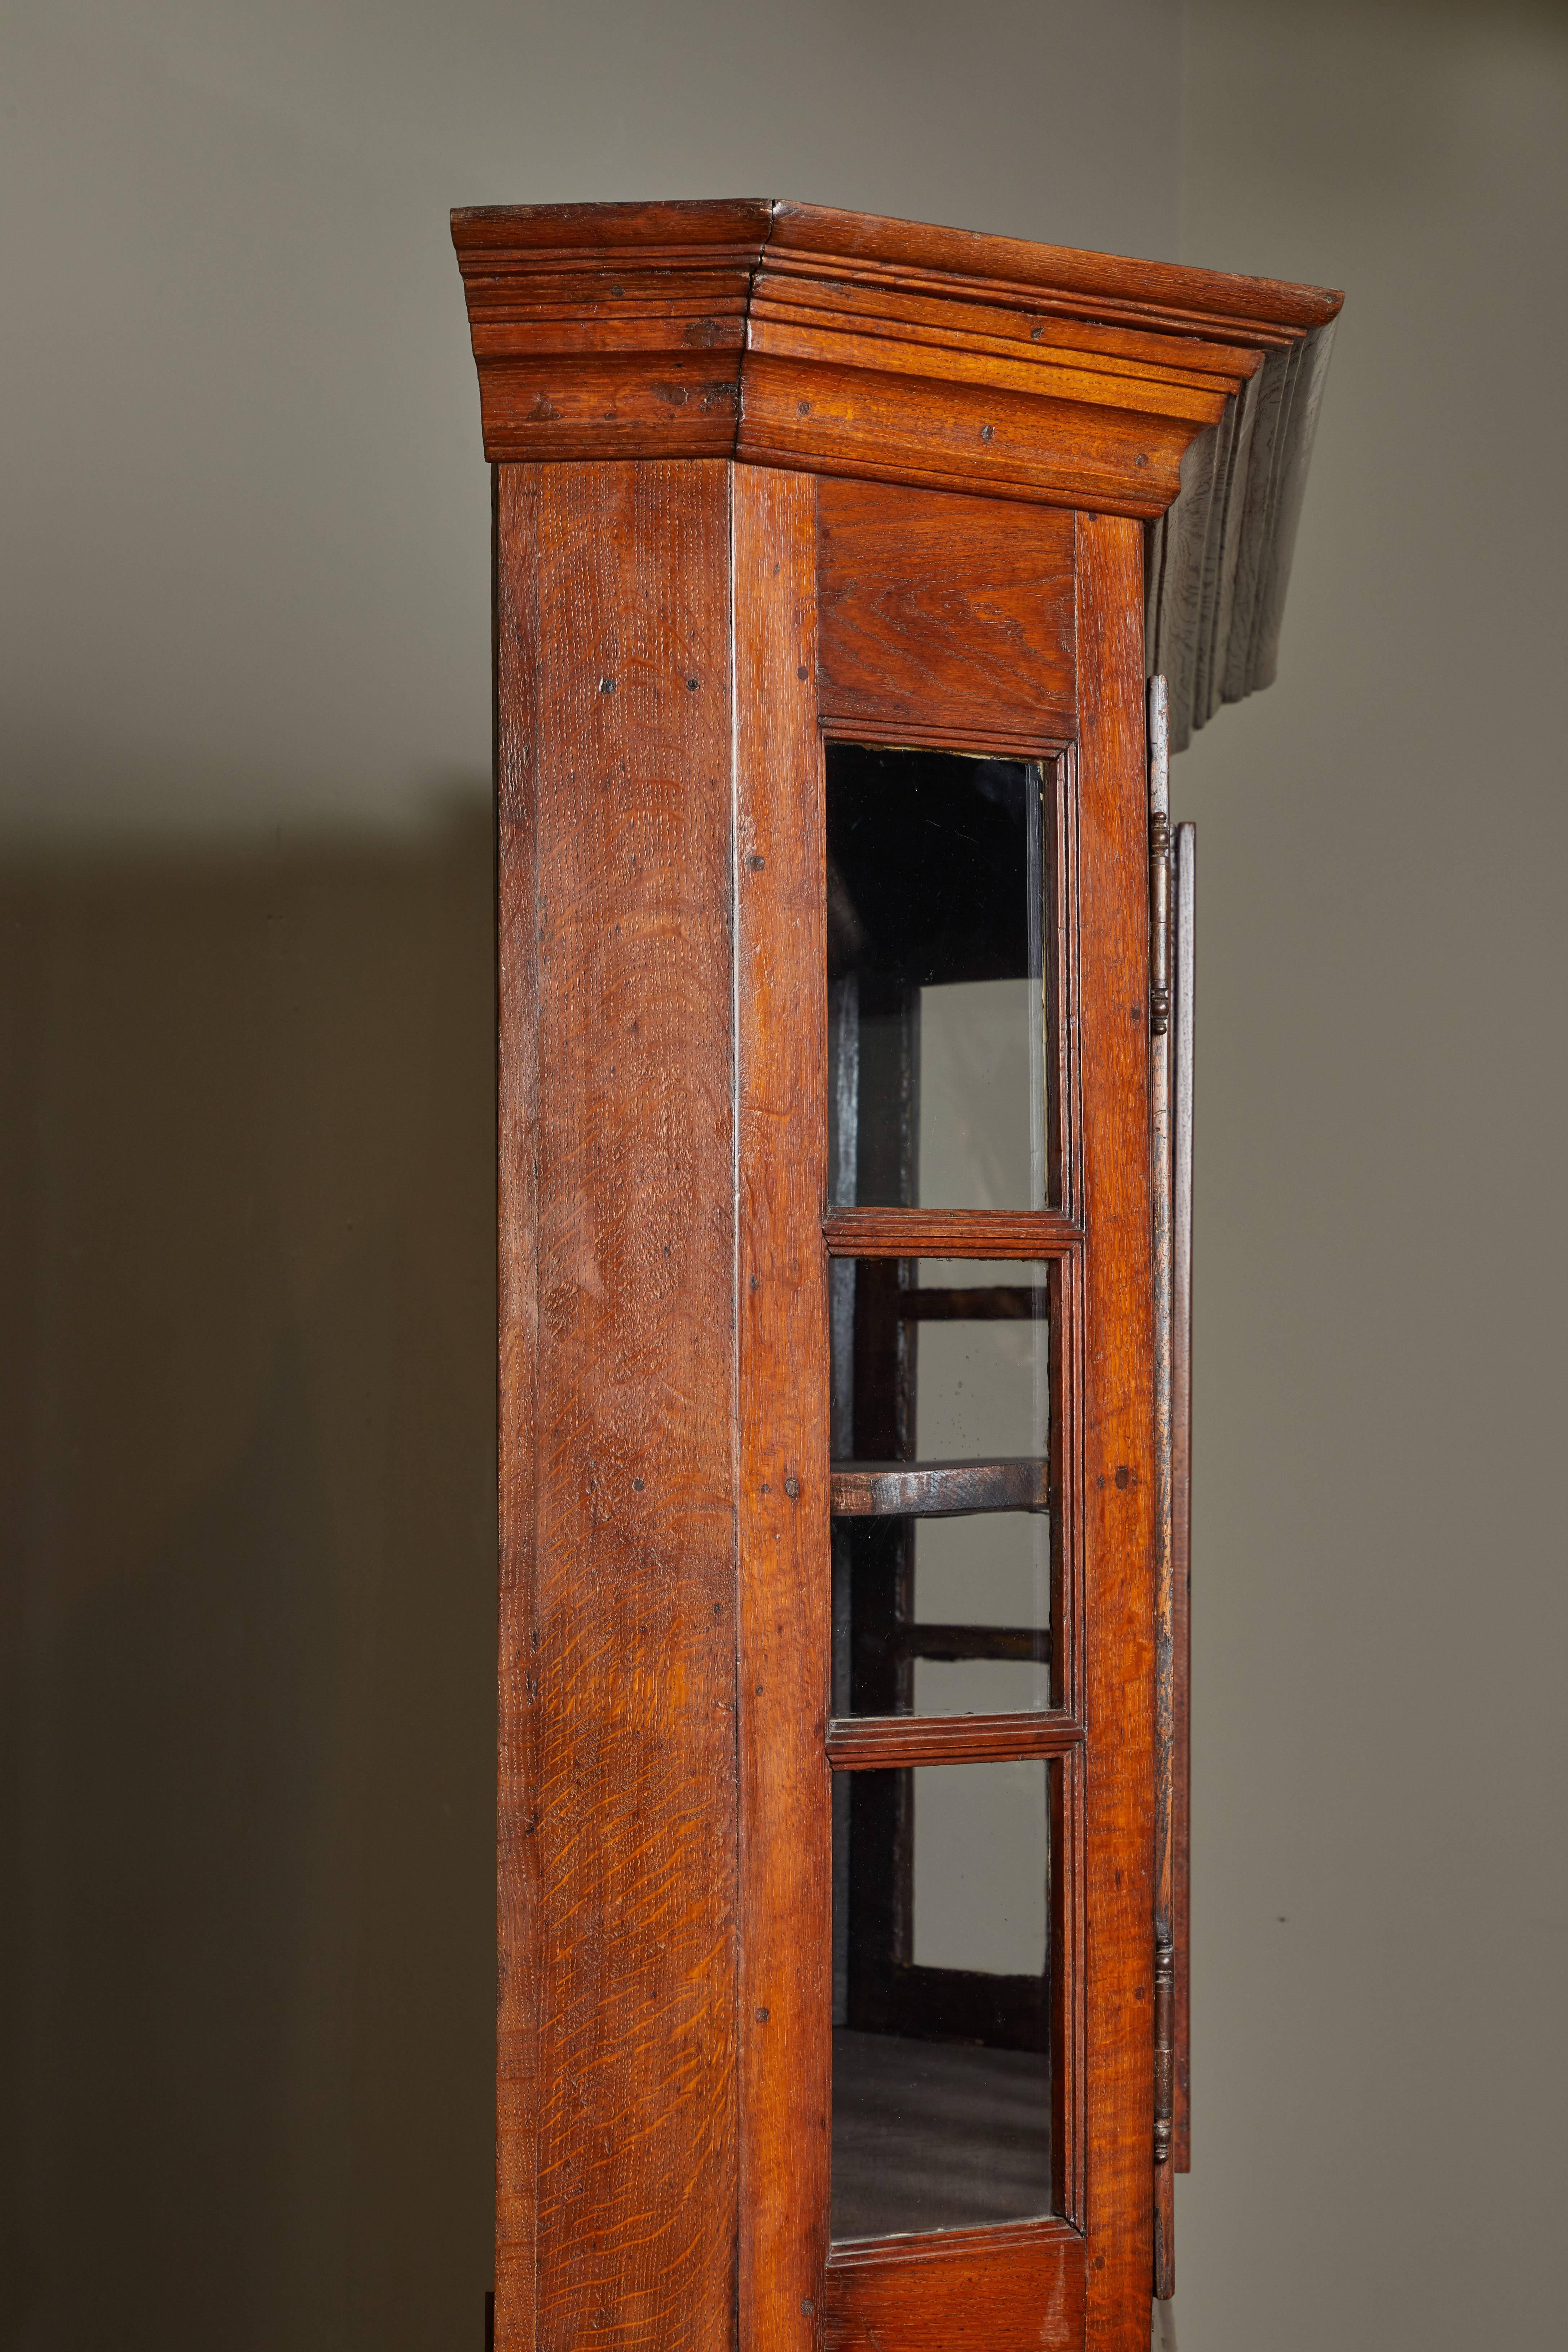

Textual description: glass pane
[831,1759,1054,2240]
[827,744,1051,1211]
[831,1263,1053,1717]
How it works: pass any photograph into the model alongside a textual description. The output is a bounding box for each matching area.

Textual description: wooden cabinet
[452,200,1340,2352]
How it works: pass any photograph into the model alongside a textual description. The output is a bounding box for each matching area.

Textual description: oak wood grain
[828,1714,1082,1770]
[499,459,740,2352]
[733,464,833,2352]
[493,464,542,2352]
[829,1458,1049,1517]
[1149,677,1176,2300]
[741,349,1191,521]
[456,200,1342,742]
[1075,512,1159,2349]
[767,202,1340,336]
[823,1210,1081,1259]
[816,479,1075,739]
[824,2220,1085,2352]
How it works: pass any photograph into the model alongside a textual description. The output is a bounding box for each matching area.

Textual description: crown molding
[452,201,1342,743]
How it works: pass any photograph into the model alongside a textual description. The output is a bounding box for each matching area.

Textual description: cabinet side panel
[521,460,740,2352]
[734,467,832,2352]
[1074,512,1158,2349]
[494,462,542,2352]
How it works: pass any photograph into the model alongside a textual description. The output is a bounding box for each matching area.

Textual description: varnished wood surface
[823,1209,1082,1259]
[1075,513,1159,2347]
[457,198,1341,743]
[828,1713,1082,1770]
[825,2221,1085,2352]
[816,479,1075,741]
[1149,681,1175,2300]
[767,202,1340,336]
[733,464,832,2352]
[483,429,1209,2346]
[451,202,1336,504]
[830,1458,1049,1517]
[493,467,542,2351]
[494,461,740,2352]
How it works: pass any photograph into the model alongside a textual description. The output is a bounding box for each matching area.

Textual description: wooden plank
[457,205,1342,749]
[752,270,1261,390]
[743,349,1190,521]
[819,711,1074,759]
[733,463,832,2352]
[824,1209,1081,1259]
[828,1714,1082,1770]
[762,316,1226,425]
[1149,679,1175,2301]
[816,479,1075,740]
[1075,511,1159,2347]
[509,459,739,2352]
[830,1458,1048,1517]
[824,2221,1085,2352]
[471,352,744,464]
[453,195,776,255]
[494,463,542,2352]
[767,202,1342,335]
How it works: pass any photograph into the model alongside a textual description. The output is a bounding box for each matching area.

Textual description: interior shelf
[830,1457,1049,1518]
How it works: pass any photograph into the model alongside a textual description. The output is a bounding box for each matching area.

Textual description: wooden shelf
[891,1624,1051,1664]
[899,1285,1047,1323]
[831,1457,1049,1517]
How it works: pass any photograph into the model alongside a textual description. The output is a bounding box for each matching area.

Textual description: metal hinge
[1149,675,1171,1036]
[1154,1929,1175,2167]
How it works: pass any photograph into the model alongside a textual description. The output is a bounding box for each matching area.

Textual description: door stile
[733,463,833,2352]
[1073,512,1159,2351]
[1149,675,1175,2300]
[494,462,543,2352]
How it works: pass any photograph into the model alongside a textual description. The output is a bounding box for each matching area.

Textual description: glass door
[821,740,1081,2266]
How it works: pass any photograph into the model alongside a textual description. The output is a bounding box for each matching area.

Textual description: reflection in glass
[831,1760,1054,2241]
[831,1264,1053,1720]
[827,744,1050,1212]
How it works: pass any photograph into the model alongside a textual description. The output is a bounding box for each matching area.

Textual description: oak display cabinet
[451,200,1340,2352]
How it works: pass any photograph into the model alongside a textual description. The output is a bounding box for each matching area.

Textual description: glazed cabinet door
[736,478,1159,2352]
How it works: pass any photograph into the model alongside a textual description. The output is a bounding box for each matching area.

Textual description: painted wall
[0,7,1180,2348]
[1174,5,1567,2345]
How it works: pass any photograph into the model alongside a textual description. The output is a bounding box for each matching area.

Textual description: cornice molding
[452,200,1342,746]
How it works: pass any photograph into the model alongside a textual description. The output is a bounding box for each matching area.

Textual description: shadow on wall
[0,801,497,2352]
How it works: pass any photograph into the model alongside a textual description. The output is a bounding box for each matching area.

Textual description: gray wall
[0,7,1179,2349]
[1173,5,1567,2344]
[3,3,1562,2347]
